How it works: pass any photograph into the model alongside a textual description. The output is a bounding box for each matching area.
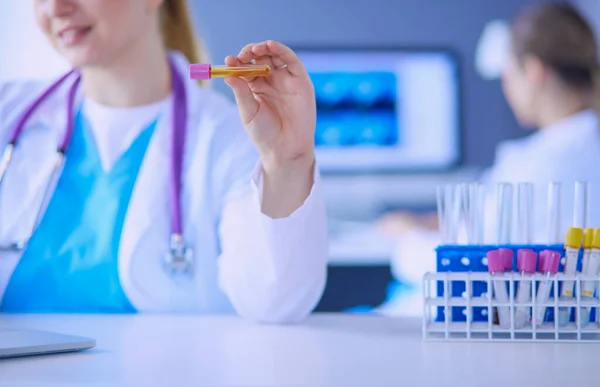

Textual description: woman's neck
[80,38,172,108]
[536,90,592,129]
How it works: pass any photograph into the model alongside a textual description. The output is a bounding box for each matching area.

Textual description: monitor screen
[296,48,461,173]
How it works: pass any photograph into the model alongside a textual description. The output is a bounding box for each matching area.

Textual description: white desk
[0,313,597,386]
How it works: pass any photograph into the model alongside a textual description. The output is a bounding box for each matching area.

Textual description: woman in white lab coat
[0,0,328,322]
[377,3,600,315]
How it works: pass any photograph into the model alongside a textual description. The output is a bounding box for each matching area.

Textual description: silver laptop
[0,327,95,359]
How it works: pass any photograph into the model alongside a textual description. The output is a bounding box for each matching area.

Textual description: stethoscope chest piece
[163,234,194,275]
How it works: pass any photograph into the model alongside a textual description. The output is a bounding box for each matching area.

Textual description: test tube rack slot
[422,244,600,342]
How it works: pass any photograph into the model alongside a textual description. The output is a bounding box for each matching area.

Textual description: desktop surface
[0,313,596,387]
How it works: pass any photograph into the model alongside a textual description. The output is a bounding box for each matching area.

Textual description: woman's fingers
[234,41,305,76]
[224,55,259,83]
[224,75,259,125]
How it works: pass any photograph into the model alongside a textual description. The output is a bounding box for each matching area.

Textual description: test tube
[487,249,510,329]
[573,181,588,229]
[189,64,271,80]
[534,250,560,326]
[496,183,513,244]
[515,249,537,328]
[561,227,583,298]
[461,183,483,244]
[436,185,447,244]
[470,183,486,244]
[581,228,600,298]
[578,228,599,326]
[546,182,561,244]
[515,183,534,244]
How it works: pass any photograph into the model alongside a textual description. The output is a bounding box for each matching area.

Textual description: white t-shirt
[81,97,171,172]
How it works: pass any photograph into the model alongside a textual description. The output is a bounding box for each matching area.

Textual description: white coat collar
[529,109,599,147]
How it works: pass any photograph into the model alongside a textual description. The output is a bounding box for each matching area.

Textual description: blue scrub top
[1,109,157,313]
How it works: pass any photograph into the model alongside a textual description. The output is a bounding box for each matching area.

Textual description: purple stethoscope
[0,58,194,275]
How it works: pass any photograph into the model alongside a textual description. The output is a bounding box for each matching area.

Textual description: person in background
[377,2,600,315]
[0,0,327,323]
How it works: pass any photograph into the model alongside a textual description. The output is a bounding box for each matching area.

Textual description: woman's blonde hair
[160,0,209,83]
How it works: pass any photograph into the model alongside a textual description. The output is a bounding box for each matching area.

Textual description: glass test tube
[190,64,271,80]
[515,183,533,244]
[573,181,588,229]
[496,183,513,245]
[470,183,485,244]
[460,183,481,244]
[447,185,462,244]
[546,182,561,244]
[436,185,460,244]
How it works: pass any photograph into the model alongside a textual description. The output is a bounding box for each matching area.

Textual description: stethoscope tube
[0,58,193,274]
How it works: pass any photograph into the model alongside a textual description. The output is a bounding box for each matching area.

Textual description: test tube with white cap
[515,249,537,328]
[535,250,561,326]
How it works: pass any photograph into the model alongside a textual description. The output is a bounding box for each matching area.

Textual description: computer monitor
[295,47,462,173]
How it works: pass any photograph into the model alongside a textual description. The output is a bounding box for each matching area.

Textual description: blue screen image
[310,71,400,147]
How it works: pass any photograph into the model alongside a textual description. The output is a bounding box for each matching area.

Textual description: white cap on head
[475,19,511,80]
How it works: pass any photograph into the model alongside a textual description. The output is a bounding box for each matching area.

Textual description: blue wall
[189,0,551,169]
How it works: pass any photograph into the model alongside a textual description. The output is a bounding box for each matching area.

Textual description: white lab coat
[0,52,328,323]
[381,109,600,315]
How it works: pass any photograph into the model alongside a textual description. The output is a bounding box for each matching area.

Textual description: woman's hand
[224,40,316,218]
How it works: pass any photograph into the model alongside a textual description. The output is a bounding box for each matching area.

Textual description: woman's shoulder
[0,79,52,108]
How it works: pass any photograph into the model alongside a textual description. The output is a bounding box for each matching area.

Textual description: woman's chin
[59,49,100,69]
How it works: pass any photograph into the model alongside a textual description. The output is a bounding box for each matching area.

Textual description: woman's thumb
[224,77,259,125]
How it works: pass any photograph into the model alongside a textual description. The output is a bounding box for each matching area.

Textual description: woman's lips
[57,26,92,47]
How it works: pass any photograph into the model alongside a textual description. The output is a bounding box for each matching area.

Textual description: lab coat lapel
[0,86,68,243]
[117,106,171,308]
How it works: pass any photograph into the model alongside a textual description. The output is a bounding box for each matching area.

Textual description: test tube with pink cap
[514,249,537,328]
[534,250,561,326]
[487,249,510,328]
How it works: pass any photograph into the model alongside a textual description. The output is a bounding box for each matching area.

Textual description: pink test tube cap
[486,250,505,273]
[498,248,514,270]
[189,63,211,80]
[517,249,537,273]
[539,250,560,273]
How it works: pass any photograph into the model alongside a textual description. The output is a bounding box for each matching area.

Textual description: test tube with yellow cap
[561,227,583,298]
[189,64,271,80]
[581,228,600,297]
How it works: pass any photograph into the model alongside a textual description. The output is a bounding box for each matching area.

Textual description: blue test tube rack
[434,244,595,324]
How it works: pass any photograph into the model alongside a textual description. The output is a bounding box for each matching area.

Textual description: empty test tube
[436,185,461,244]
[515,183,533,244]
[546,182,561,244]
[573,181,588,229]
[189,64,271,80]
[496,183,513,244]
[461,183,485,244]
